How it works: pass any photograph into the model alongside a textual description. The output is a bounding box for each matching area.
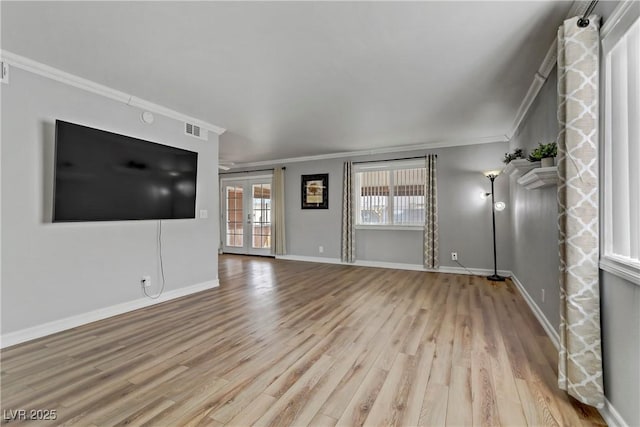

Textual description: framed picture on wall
[301,174,329,209]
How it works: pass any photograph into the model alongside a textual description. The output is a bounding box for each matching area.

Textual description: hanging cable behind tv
[143,220,166,299]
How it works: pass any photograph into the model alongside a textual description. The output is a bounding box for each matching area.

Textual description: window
[601,5,640,283]
[355,160,426,227]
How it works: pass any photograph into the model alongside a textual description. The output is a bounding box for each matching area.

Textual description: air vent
[218,160,235,171]
[185,122,208,141]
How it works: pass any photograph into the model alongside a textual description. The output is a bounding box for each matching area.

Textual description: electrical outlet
[541,289,545,302]
[451,252,458,261]
[319,246,324,254]
[141,276,151,288]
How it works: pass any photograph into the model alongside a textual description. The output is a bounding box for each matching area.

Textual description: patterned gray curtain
[271,167,286,256]
[341,161,355,263]
[557,15,604,408]
[424,155,439,269]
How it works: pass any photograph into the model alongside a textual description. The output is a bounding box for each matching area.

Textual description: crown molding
[507,1,592,140]
[230,134,509,169]
[508,72,547,141]
[538,38,559,79]
[0,50,226,136]
[567,1,593,22]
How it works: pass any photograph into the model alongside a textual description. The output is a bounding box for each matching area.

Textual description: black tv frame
[52,120,198,222]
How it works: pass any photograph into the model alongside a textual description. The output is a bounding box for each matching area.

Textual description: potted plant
[503,148,525,164]
[528,142,557,167]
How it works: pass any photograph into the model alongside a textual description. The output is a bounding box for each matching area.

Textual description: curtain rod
[352,155,435,165]
[577,0,599,27]
[219,167,285,175]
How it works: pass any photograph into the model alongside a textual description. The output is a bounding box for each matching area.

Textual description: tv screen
[53,120,198,222]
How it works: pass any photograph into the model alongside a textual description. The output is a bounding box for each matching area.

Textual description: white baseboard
[437,265,512,277]
[600,397,629,427]
[277,255,343,265]
[509,273,560,349]
[275,254,511,277]
[0,279,219,349]
[509,273,629,427]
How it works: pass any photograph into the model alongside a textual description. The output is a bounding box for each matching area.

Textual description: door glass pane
[226,186,243,247]
[252,184,271,249]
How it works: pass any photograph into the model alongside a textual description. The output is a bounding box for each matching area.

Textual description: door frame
[220,174,273,256]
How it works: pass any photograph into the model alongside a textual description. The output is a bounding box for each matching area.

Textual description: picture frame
[301,174,329,209]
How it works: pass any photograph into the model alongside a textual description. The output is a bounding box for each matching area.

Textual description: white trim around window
[600,256,640,285]
[354,159,427,228]
[600,2,640,285]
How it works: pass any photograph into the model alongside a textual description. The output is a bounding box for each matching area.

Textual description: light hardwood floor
[1,255,605,426]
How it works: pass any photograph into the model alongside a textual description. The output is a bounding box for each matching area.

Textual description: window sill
[600,256,640,286]
[355,225,424,231]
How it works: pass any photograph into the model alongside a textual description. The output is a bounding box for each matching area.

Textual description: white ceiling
[1,1,573,164]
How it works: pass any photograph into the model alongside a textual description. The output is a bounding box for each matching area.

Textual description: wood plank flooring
[1,255,606,426]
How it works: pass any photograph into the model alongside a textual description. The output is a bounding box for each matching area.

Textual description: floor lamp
[484,170,505,282]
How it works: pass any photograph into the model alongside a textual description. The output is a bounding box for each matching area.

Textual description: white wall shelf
[517,166,558,189]
[503,159,540,177]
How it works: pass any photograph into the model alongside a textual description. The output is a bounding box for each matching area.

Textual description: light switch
[199,209,208,219]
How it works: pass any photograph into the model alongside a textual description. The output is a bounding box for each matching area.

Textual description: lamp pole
[487,174,505,281]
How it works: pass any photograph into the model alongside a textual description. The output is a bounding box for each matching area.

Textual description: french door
[221,177,272,256]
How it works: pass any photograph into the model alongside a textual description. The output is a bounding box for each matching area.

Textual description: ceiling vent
[218,160,235,171]
[185,122,208,141]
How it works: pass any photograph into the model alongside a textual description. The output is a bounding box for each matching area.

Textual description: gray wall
[509,2,640,424]
[1,67,219,334]
[600,271,640,426]
[266,142,511,271]
[509,69,561,329]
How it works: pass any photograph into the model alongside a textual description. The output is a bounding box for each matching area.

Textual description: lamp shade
[483,169,502,178]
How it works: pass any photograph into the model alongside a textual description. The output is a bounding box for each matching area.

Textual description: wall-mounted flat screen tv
[53,120,198,222]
